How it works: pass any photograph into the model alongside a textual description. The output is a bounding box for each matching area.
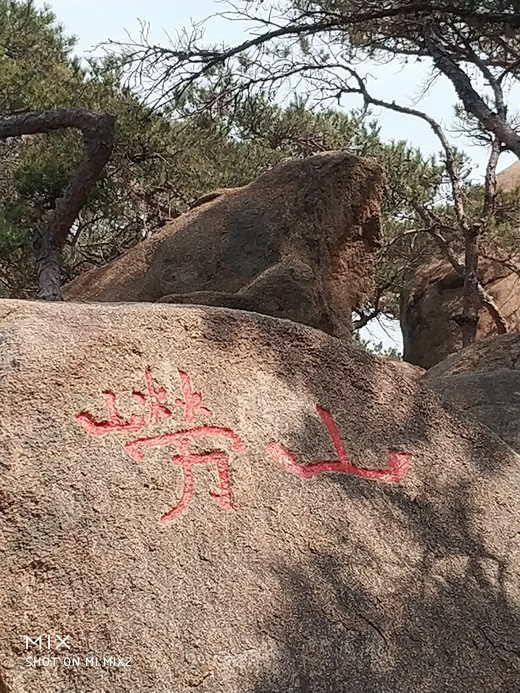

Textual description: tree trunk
[32,223,62,300]
[0,108,116,300]
[461,225,479,347]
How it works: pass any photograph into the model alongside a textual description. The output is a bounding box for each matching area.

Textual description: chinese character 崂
[75,369,246,522]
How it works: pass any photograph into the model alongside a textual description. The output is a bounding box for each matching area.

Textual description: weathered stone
[62,151,385,339]
[377,356,425,380]
[496,159,520,193]
[400,255,520,368]
[400,160,520,369]
[424,332,520,378]
[0,300,519,693]
[424,332,520,453]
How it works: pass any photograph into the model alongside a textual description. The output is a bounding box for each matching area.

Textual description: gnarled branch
[0,108,116,300]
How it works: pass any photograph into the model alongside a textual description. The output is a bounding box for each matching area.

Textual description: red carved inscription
[75,369,410,523]
[75,369,246,521]
[144,369,173,425]
[175,370,212,423]
[266,406,410,483]
[74,390,146,436]
[126,427,245,522]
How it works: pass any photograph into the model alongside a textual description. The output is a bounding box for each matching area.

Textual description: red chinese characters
[174,370,212,422]
[125,427,245,522]
[74,369,172,435]
[75,369,246,522]
[266,406,409,483]
[74,390,146,435]
[75,370,410,523]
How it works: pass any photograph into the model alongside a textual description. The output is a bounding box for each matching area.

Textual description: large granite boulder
[400,255,520,368]
[62,151,385,340]
[424,332,520,453]
[0,300,519,693]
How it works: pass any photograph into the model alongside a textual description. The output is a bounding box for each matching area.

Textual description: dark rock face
[400,256,520,369]
[427,371,520,453]
[424,332,520,453]
[424,331,520,378]
[0,300,519,693]
[62,151,385,340]
[401,161,520,371]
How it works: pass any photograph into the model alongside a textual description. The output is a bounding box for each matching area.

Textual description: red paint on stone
[75,373,407,523]
[75,370,173,434]
[74,371,245,521]
[144,369,172,425]
[75,391,146,436]
[125,426,246,522]
[266,405,410,483]
[174,370,213,423]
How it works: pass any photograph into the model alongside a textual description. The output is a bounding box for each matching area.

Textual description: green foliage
[0,0,483,332]
[0,0,78,112]
[0,1,443,302]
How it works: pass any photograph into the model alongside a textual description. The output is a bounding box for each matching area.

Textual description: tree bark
[424,22,520,159]
[0,108,116,300]
[461,225,479,347]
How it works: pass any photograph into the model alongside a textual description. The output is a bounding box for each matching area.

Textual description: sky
[37,0,517,179]
[36,0,518,351]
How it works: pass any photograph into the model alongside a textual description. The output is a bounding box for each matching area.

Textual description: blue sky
[36,0,517,350]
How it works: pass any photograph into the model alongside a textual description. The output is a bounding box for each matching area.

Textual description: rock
[400,255,520,368]
[376,356,425,380]
[400,161,520,369]
[157,258,326,328]
[423,332,520,453]
[424,332,520,378]
[496,160,520,193]
[62,151,385,340]
[0,299,519,693]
